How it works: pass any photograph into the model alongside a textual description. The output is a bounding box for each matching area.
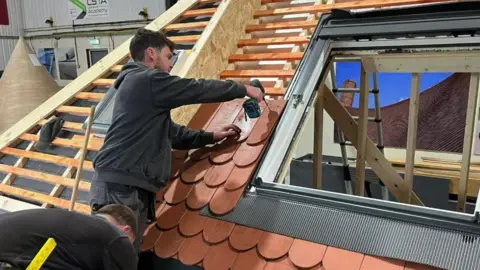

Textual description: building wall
[22,0,167,29]
[28,33,132,85]
[0,0,24,70]
[15,0,171,82]
[1,0,167,72]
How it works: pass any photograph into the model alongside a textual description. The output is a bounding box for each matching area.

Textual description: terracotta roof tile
[322,247,364,270]
[209,139,239,164]
[229,225,264,251]
[360,255,405,270]
[156,201,187,230]
[231,248,267,270]
[203,160,235,187]
[209,185,245,215]
[338,73,469,153]
[181,158,211,183]
[163,177,193,204]
[288,239,327,268]
[178,209,207,237]
[141,98,442,270]
[202,219,235,244]
[141,223,162,252]
[203,240,238,270]
[186,181,217,210]
[177,233,209,266]
[258,232,295,260]
[154,227,185,259]
[224,162,258,191]
[264,255,298,270]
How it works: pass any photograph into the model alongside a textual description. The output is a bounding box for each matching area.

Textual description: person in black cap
[0,204,138,270]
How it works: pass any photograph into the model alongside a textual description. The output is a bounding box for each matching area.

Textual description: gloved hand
[34,117,65,151]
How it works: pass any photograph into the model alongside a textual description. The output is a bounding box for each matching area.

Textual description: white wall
[28,33,131,80]
[0,0,24,70]
[22,0,167,29]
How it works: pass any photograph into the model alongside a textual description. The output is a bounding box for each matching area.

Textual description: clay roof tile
[142,97,443,270]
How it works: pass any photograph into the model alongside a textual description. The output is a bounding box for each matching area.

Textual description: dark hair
[129,28,175,62]
[95,204,138,235]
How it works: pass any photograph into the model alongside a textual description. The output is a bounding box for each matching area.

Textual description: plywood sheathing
[171,0,262,126]
[0,37,60,134]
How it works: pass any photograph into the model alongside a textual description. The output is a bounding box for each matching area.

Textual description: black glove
[34,117,65,151]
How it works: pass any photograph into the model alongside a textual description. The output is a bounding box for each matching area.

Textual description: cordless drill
[243,79,268,119]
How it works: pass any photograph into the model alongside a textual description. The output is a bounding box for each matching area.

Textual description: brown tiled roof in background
[335,73,469,153]
[141,98,442,270]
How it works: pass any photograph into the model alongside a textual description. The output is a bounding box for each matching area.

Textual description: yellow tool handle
[26,238,57,270]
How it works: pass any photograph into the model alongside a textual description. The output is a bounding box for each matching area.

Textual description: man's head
[129,28,176,73]
[95,204,138,243]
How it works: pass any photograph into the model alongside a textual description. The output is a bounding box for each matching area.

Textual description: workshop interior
[1,0,480,269]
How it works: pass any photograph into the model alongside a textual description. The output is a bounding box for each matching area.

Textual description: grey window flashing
[201,183,480,270]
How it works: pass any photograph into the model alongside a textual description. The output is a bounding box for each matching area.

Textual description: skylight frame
[253,3,480,213]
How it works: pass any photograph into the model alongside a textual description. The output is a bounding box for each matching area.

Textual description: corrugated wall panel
[23,0,166,29]
[0,0,24,36]
[0,38,17,70]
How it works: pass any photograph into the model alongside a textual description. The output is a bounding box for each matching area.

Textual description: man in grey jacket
[89,28,264,253]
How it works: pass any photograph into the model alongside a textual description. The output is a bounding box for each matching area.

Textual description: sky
[335,62,452,108]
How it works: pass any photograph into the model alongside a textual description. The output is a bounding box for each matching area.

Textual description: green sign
[69,0,109,20]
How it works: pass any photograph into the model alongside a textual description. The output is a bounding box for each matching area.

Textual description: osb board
[0,0,199,152]
[171,0,262,126]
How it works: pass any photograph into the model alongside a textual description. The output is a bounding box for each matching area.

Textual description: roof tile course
[341,73,469,153]
[140,97,443,270]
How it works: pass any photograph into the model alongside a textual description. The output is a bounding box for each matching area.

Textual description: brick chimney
[339,79,356,107]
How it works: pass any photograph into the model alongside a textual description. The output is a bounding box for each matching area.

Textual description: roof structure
[0,37,60,134]
[140,98,441,269]
[336,73,469,153]
[0,0,472,269]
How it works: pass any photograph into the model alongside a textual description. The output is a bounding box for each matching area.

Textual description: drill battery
[242,79,267,119]
[243,98,262,119]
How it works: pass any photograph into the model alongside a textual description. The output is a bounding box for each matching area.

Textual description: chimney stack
[339,79,356,107]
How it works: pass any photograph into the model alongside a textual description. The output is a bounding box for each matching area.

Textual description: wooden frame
[337,52,480,73]
[355,64,369,196]
[457,73,480,211]
[322,52,480,209]
[405,73,421,203]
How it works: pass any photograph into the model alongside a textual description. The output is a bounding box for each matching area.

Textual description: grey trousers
[88,181,151,253]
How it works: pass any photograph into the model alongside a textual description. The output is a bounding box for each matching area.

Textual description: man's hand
[245,85,264,103]
[213,124,241,142]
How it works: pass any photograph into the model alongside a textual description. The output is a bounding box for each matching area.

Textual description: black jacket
[0,209,137,270]
[92,62,247,193]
